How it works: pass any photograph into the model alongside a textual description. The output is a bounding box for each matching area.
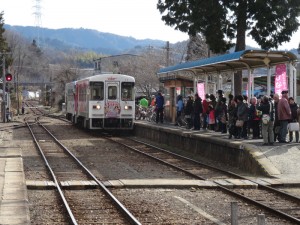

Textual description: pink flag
[197,82,205,100]
[275,64,287,94]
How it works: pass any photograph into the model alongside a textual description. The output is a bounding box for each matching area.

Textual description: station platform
[0,121,30,225]
[134,120,300,184]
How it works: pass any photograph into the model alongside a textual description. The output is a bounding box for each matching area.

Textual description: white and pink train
[65,74,135,130]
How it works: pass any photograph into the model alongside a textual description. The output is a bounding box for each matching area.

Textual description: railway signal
[5,73,12,81]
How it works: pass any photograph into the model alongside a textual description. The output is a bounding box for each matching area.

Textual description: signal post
[1,53,12,122]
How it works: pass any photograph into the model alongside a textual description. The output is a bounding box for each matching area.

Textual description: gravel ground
[27,190,69,225]
[111,188,294,224]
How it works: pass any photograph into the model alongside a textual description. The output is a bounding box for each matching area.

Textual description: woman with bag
[249,97,261,139]
[288,97,299,142]
[257,96,274,146]
[236,95,249,139]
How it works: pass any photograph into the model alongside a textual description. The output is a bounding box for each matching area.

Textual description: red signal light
[5,73,12,81]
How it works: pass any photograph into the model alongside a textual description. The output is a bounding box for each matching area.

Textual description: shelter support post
[231,72,235,96]
[293,66,297,101]
[289,63,297,100]
[194,77,197,95]
[205,75,208,94]
[251,70,254,99]
[217,74,222,91]
[247,69,252,99]
[289,63,293,99]
[267,67,271,96]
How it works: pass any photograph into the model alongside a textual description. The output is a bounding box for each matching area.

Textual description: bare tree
[170,41,188,64]
[185,34,209,61]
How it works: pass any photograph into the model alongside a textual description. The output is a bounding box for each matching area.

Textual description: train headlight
[124,105,132,110]
[93,105,101,110]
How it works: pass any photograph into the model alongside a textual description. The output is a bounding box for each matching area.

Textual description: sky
[1,0,299,49]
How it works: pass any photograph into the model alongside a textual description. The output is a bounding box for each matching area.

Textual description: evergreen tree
[0,12,10,53]
[0,12,8,51]
[157,0,299,51]
[0,12,11,76]
[157,0,300,94]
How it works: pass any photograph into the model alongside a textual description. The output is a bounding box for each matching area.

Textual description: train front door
[104,81,121,118]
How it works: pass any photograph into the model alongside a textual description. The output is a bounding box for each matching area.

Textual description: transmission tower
[33,0,42,47]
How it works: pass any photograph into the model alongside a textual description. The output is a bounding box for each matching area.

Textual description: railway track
[106,136,300,224]
[26,121,141,224]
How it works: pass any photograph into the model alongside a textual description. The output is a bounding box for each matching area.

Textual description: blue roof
[158,50,298,75]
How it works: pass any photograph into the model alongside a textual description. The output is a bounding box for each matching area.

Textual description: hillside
[4,25,299,58]
[4,25,169,55]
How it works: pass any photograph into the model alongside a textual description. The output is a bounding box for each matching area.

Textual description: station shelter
[157,50,298,123]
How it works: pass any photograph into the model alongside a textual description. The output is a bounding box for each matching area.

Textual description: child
[208,105,215,131]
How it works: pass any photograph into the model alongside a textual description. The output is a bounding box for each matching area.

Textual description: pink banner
[275,64,287,94]
[197,82,205,100]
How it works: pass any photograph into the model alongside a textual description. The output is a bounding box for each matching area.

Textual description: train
[65,73,135,130]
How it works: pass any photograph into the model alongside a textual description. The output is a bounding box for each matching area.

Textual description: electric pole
[33,0,42,47]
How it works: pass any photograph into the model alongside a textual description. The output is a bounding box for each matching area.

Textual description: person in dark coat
[218,97,228,133]
[193,93,203,130]
[236,95,249,139]
[228,96,237,139]
[248,97,261,139]
[214,90,224,132]
[155,92,164,123]
[184,96,194,129]
[257,95,274,145]
[288,97,299,142]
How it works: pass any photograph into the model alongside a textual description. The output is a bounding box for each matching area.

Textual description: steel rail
[26,122,78,225]
[106,136,207,180]
[39,122,142,225]
[110,136,300,224]
[129,137,244,179]
[218,185,300,224]
[130,138,300,202]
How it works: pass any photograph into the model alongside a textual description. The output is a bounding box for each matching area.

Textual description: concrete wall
[134,122,268,176]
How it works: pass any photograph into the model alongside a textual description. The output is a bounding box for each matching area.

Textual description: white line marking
[174,196,226,225]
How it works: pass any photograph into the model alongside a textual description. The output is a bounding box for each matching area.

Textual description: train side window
[91,82,104,100]
[108,86,117,100]
[121,82,134,101]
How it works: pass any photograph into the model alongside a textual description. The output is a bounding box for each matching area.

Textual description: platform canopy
[158,50,298,76]
[158,49,299,99]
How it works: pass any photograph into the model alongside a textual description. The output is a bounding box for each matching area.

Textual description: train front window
[108,86,117,100]
[121,82,134,101]
[90,82,104,100]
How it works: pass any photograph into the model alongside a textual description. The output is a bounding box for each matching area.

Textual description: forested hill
[4,25,168,55]
[4,25,298,57]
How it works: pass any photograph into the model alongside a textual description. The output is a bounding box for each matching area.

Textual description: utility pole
[165,41,170,67]
[2,54,5,122]
[33,0,42,47]
[1,53,7,122]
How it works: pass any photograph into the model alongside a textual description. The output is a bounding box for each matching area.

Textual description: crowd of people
[176,90,300,146]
